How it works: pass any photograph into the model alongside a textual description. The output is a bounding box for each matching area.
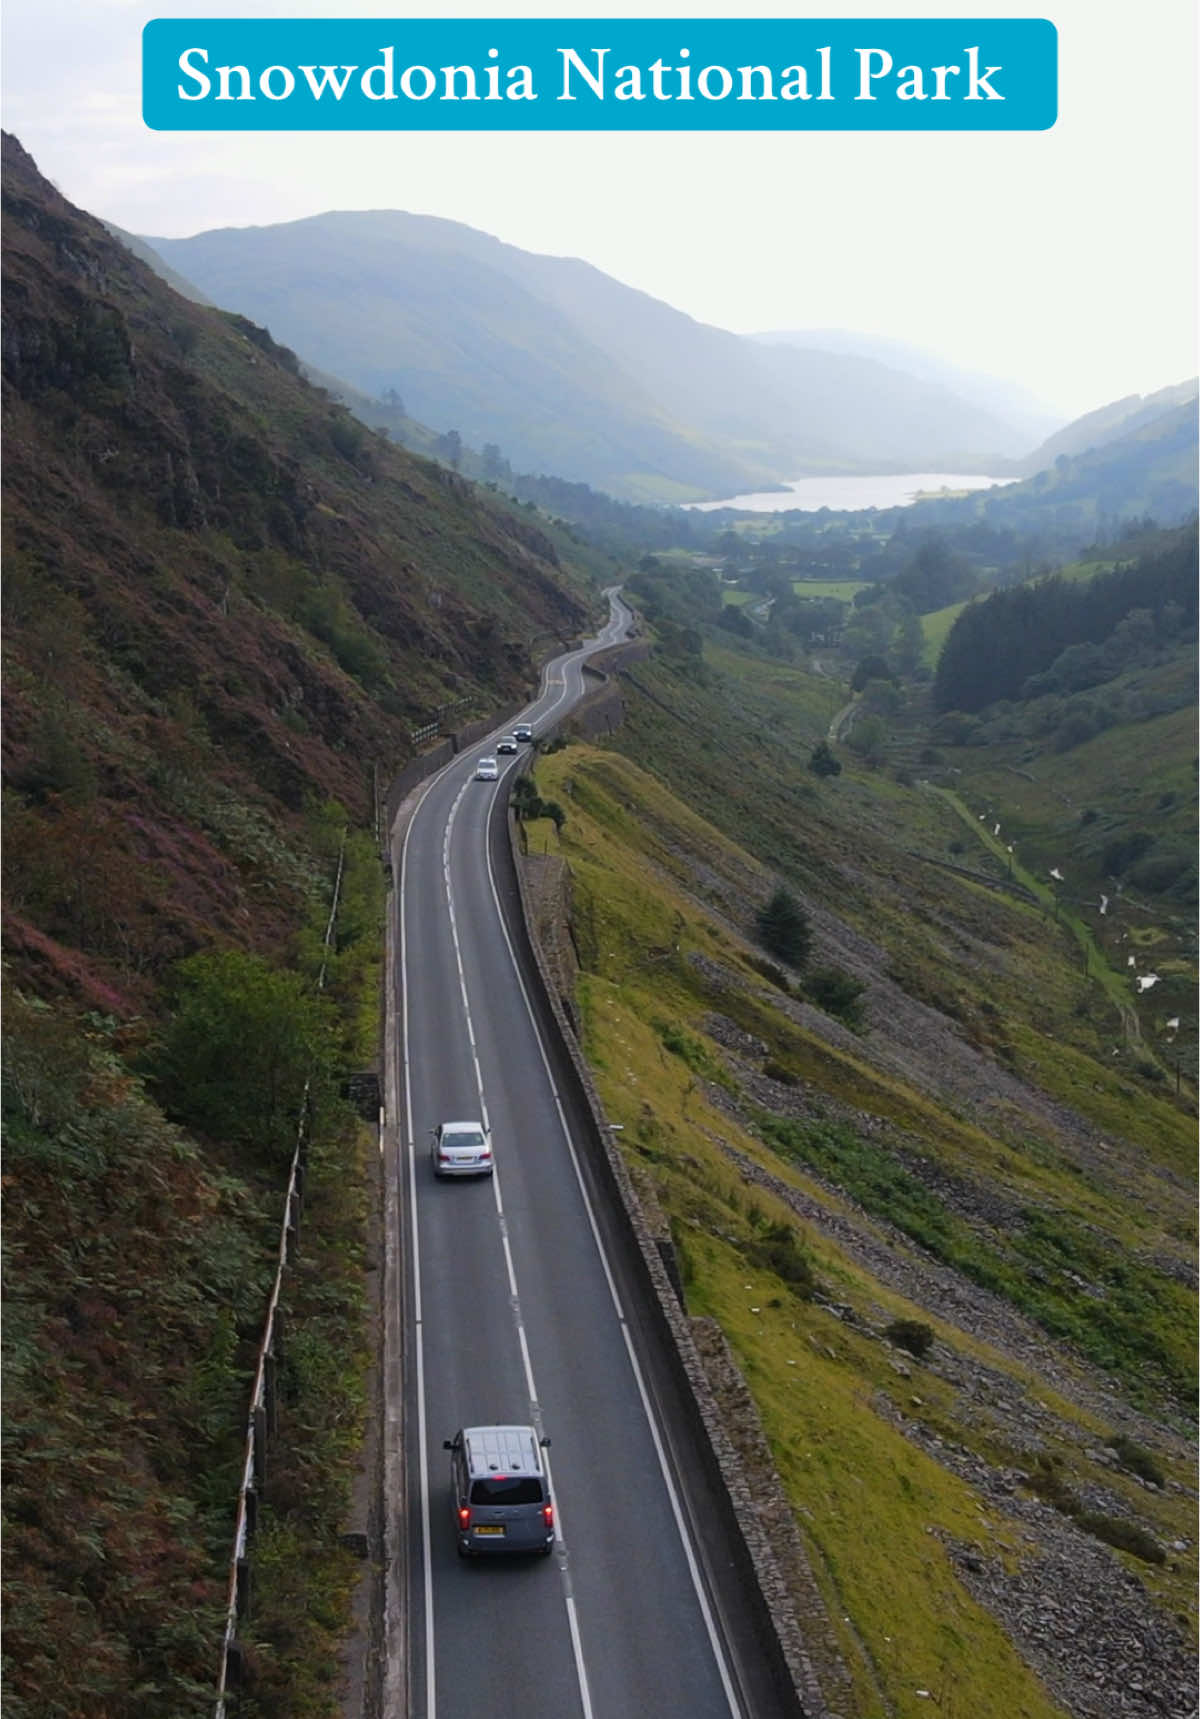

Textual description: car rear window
[470,1476,544,1505]
[446,1129,485,1147]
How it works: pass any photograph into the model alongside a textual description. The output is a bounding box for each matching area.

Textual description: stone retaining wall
[507,812,840,1719]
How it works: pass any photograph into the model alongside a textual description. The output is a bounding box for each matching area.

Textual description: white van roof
[461,1425,544,1476]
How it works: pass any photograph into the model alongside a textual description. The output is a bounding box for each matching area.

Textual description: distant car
[514,724,534,743]
[475,756,498,781]
[431,1120,494,1178]
[496,735,518,754]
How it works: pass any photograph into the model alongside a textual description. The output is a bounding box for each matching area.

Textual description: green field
[792,579,870,602]
[920,599,969,665]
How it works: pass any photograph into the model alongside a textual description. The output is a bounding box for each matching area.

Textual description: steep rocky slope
[2,131,595,1013]
[0,133,598,1718]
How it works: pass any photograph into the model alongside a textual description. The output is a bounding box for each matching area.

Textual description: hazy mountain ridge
[138,208,1048,500]
[899,397,1198,542]
[755,325,1065,445]
[1014,379,1199,476]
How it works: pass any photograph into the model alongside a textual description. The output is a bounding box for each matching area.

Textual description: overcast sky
[2,0,1196,419]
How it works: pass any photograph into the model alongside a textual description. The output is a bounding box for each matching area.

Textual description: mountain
[136,211,1042,502]
[1014,379,1199,476]
[103,218,216,306]
[2,129,603,1715]
[754,326,1065,446]
[2,135,598,1015]
[898,396,1198,544]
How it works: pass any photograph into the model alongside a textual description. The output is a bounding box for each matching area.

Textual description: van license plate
[474,1525,505,1536]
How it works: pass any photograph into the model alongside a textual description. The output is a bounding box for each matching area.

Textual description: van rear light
[542,1503,554,1530]
[458,1507,471,1531]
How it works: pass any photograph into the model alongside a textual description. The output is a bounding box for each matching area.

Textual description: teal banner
[143,18,1058,131]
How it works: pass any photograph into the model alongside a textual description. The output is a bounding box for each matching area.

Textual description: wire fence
[410,693,473,749]
[213,832,346,1716]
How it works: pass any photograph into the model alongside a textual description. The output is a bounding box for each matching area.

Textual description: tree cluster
[933,530,1198,714]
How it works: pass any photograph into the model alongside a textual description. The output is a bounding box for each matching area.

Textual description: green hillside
[1015,380,1198,477]
[906,401,1198,542]
[520,696,1196,1715]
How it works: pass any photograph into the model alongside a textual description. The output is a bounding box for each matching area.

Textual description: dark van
[443,1425,554,1557]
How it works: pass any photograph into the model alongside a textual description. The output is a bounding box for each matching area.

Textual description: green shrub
[1022,1456,1167,1562]
[657,1021,715,1077]
[756,886,812,969]
[1107,1435,1166,1487]
[747,955,792,994]
[885,1318,934,1359]
[151,949,337,1163]
[804,966,866,1027]
[748,1219,816,1297]
[1075,1512,1166,1565]
[809,740,842,778]
[1024,1453,1078,1512]
[1101,830,1155,876]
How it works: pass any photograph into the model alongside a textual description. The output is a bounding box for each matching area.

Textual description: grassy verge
[519,724,1196,1713]
[235,819,383,1719]
[237,1115,371,1717]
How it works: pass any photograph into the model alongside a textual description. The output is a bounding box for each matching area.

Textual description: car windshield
[444,1128,485,1148]
[470,1476,544,1505]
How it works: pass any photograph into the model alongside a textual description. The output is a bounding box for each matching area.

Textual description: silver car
[475,756,498,781]
[496,734,518,754]
[431,1120,494,1178]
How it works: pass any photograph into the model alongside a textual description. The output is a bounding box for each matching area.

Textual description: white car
[431,1120,494,1178]
[475,756,498,781]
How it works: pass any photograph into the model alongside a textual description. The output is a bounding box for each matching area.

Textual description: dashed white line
[397,595,646,1719]
[441,773,595,1719]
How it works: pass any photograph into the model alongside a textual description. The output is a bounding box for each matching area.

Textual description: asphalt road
[386,592,788,1719]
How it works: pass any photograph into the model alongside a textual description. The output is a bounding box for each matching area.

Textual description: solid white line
[480,761,742,1719]
[398,775,439,1719]
[397,603,622,1719]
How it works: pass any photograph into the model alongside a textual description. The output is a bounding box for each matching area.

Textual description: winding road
[380,590,796,1719]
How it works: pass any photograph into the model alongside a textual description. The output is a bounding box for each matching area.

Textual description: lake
[685,472,1014,513]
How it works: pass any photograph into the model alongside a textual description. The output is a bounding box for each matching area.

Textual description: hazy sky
[2,0,1196,419]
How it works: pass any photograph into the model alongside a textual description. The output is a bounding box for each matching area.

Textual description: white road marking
[398,770,445,1719]
[397,619,615,1719]
[480,777,742,1718]
[442,771,596,1718]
